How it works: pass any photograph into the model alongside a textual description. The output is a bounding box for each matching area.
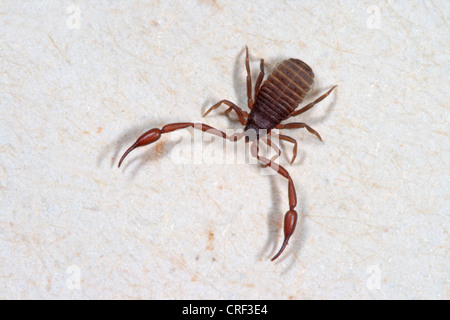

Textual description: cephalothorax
[118,47,336,261]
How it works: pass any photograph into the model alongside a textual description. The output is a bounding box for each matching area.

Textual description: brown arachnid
[118,47,336,261]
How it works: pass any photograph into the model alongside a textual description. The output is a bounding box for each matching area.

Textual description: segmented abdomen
[245,59,314,132]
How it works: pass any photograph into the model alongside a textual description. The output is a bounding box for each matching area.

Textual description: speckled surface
[0,1,448,299]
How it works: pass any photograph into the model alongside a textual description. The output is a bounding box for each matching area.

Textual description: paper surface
[0,1,448,299]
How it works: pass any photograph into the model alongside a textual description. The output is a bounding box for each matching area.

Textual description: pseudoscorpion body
[118,47,336,261]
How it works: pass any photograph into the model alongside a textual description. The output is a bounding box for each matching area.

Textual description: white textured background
[0,1,448,299]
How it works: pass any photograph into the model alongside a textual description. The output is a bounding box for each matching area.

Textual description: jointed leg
[269,132,299,164]
[260,135,281,167]
[226,50,263,116]
[118,122,244,167]
[279,134,298,164]
[203,99,248,125]
[289,85,337,118]
[245,47,265,109]
[276,122,322,141]
[254,58,265,96]
[251,141,298,261]
[245,46,253,109]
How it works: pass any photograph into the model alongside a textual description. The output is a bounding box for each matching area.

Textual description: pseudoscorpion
[118,47,336,261]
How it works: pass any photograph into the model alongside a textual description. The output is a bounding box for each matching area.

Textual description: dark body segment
[244,59,314,135]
